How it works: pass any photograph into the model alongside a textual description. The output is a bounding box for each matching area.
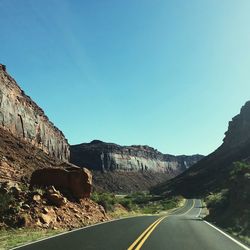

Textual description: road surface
[14,199,249,250]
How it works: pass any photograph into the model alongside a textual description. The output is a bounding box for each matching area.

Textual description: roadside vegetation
[91,191,184,216]
[0,191,184,249]
[204,161,250,245]
[0,228,64,250]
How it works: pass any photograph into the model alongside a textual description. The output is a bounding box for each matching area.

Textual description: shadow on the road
[180,218,203,221]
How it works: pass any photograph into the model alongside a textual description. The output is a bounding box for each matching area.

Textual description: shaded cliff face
[70,141,203,192]
[152,101,250,196]
[0,64,69,161]
[223,101,250,149]
[70,141,203,174]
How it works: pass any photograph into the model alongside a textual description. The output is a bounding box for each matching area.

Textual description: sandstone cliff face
[0,64,69,161]
[70,140,203,174]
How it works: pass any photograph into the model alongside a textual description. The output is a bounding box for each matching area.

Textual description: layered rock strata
[0,64,69,161]
[70,140,203,174]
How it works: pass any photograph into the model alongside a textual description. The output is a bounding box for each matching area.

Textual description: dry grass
[0,228,65,250]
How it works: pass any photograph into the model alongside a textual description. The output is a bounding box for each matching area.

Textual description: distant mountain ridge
[70,141,203,192]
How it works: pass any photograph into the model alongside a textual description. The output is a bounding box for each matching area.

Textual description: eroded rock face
[0,64,69,161]
[70,141,203,174]
[30,166,92,199]
[223,101,250,149]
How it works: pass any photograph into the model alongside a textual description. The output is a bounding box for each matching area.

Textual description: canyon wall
[70,140,203,174]
[0,64,69,161]
[70,140,203,192]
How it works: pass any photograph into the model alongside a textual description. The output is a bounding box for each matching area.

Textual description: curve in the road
[13,199,249,250]
[127,199,199,250]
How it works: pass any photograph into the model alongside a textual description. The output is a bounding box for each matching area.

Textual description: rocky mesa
[70,141,203,192]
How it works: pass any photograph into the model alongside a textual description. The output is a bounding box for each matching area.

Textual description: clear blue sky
[1,0,250,155]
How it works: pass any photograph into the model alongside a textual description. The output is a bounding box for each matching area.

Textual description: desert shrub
[119,198,134,211]
[206,189,229,210]
[0,193,15,215]
[91,192,183,214]
[161,196,180,210]
[31,187,45,196]
[230,162,250,179]
[91,192,116,212]
[18,183,29,192]
[126,192,152,205]
[91,192,100,203]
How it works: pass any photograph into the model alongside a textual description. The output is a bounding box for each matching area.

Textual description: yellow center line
[127,217,163,250]
[134,216,167,250]
[127,199,195,250]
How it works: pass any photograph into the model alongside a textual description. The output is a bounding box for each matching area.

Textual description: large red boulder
[30,166,92,199]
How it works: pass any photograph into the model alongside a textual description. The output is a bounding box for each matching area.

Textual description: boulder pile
[0,181,108,229]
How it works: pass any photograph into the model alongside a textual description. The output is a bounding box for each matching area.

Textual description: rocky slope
[70,141,203,192]
[0,182,108,230]
[151,101,250,196]
[0,64,69,161]
[0,64,107,230]
[0,126,109,230]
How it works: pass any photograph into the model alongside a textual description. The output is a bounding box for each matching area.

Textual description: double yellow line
[127,215,167,250]
[127,199,196,250]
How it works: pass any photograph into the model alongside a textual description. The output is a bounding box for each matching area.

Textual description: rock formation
[0,181,108,229]
[0,64,69,161]
[30,166,92,199]
[0,64,105,230]
[223,101,250,149]
[70,140,203,174]
[70,141,203,192]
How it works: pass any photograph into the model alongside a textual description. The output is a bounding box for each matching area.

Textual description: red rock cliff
[0,64,69,161]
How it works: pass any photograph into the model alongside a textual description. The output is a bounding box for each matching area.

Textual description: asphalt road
[14,199,249,250]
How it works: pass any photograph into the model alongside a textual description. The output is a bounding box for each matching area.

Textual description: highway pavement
[14,199,249,250]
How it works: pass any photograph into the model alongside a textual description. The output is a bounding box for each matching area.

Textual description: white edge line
[203,220,250,250]
[11,214,154,250]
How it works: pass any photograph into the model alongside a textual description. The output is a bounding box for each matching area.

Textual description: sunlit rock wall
[0,64,69,161]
